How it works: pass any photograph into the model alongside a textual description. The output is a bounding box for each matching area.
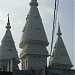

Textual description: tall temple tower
[0,14,20,71]
[19,0,49,70]
[49,24,73,69]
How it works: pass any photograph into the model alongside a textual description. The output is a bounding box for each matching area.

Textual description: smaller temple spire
[6,14,11,30]
[49,23,73,69]
[57,22,62,35]
[30,0,38,6]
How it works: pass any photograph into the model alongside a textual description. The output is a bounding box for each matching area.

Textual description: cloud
[0,9,7,23]
[38,6,54,19]
[45,7,54,16]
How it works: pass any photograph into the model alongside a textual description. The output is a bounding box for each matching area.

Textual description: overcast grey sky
[0,0,74,69]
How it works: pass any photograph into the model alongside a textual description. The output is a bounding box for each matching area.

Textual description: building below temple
[0,0,75,75]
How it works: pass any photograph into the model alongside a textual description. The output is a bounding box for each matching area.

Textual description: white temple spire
[0,14,20,71]
[49,23,73,69]
[19,0,49,70]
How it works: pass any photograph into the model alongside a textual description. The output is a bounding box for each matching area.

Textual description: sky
[0,0,74,69]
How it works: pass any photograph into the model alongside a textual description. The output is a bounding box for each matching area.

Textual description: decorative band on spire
[57,22,62,35]
[30,0,38,6]
[6,14,11,30]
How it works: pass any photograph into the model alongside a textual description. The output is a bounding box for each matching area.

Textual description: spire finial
[57,22,62,35]
[8,14,10,23]
[6,14,11,30]
[30,0,38,6]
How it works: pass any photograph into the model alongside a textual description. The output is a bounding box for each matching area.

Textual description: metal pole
[49,0,59,65]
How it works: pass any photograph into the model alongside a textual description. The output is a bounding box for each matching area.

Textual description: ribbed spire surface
[20,0,49,48]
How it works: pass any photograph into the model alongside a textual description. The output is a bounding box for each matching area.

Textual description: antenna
[49,0,59,64]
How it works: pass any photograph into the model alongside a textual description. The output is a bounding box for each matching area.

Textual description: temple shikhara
[0,0,74,75]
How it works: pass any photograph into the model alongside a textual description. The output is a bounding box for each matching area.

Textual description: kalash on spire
[57,23,62,36]
[6,14,11,30]
[30,0,38,6]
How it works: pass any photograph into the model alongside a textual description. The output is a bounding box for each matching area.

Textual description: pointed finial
[8,14,10,23]
[6,14,11,30]
[30,0,38,6]
[57,22,62,35]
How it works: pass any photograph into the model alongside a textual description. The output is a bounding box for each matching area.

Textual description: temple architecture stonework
[19,0,49,71]
[0,0,75,75]
[0,14,20,71]
[49,24,73,69]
